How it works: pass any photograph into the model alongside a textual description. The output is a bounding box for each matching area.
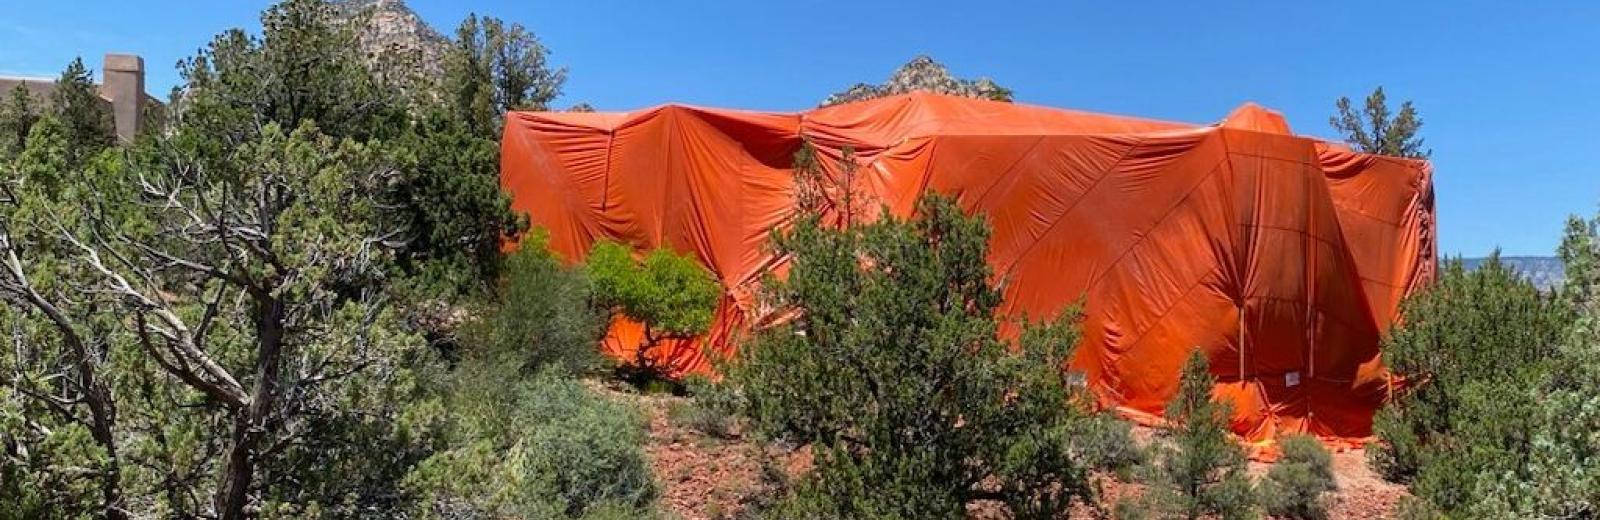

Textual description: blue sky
[2,1,1597,257]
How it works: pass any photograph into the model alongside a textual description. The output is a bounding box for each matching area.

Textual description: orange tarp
[501,93,1435,443]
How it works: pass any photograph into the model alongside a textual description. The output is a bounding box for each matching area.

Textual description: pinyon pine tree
[1125,351,1257,520]
[1330,87,1429,158]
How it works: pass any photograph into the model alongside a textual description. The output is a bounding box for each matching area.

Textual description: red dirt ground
[602,386,1407,519]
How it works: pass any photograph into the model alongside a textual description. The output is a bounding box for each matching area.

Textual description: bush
[1460,218,1600,518]
[726,194,1123,518]
[459,230,606,375]
[585,240,720,377]
[1370,256,1564,483]
[667,401,734,439]
[670,377,738,439]
[1261,435,1336,520]
[1066,414,1149,480]
[404,370,657,519]
[1129,351,1257,520]
[1368,255,1568,516]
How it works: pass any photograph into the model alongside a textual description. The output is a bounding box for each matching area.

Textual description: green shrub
[667,401,734,439]
[1368,254,1574,517]
[1067,414,1149,479]
[459,230,606,375]
[727,194,1122,518]
[404,371,656,519]
[670,377,737,439]
[585,240,720,378]
[1130,351,1258,520]
[1261,435,1335,520]
[1371,256,1564,486]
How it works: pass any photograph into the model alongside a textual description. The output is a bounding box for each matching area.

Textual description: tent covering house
[500,92,1435,443]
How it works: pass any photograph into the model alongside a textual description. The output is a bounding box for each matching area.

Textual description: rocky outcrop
[821,56,1012,107]
[333,0,450,82]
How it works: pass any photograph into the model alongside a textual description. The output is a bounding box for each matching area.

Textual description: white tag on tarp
[1285,371,1301,387]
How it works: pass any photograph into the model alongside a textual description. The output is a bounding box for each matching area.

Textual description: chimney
[101,53,144,142]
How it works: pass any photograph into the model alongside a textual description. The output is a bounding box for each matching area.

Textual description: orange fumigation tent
[500,93,1435,443]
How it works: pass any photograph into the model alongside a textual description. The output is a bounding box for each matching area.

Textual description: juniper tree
[458,230,606,375]
[1421,221,1600,518]
[1,0,617,517]
[443,13,566,138]
[1370,256,1564,489]
[726,185,1131,518]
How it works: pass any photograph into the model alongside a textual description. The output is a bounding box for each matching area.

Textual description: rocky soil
[604,386,1408,520]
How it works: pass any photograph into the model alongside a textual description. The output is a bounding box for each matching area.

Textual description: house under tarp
[500,92,1435,443]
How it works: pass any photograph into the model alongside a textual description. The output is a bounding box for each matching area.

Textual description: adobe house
[0,53,163,142]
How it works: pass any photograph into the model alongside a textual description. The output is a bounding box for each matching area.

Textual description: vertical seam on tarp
[908,137,940,213]
[1308,157,1317,380]
[1304,150,1318,428]
[1217,129,1247,383]
[600,122,616,214]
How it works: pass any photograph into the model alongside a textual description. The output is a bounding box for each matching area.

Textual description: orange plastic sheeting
[500,93,1435,443]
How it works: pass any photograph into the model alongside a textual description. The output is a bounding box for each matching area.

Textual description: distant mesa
[1462,256,1565,290]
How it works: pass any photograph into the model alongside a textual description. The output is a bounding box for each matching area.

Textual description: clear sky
[2,1,1597,258]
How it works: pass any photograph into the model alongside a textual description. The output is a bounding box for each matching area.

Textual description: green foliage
[179,0,407,141]
[47,57,114,160]
[1261,435,1335,520]
[406,233,655,519]
[0,1,590,518]
[1369,255,1564,491]
[0,84,37,157]
[1371,242,1600,518]
[1330,86,1429,158]
[670,377,737,439]
[1461,217,1600,518]
[1130,351,1257,520]
[444,13,567,138]
[726,192,1126,518]
[0,414,109,520]
[387,113,527,289]
[459,230,606,374]
[177,0,524,293]
[1,118,130,520]
[586,240,720,375]
[404,370,656,519]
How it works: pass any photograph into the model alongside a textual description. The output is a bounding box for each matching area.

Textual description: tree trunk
[215,413,257,520]
[84,383,127,520]
[215,297,285,520]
